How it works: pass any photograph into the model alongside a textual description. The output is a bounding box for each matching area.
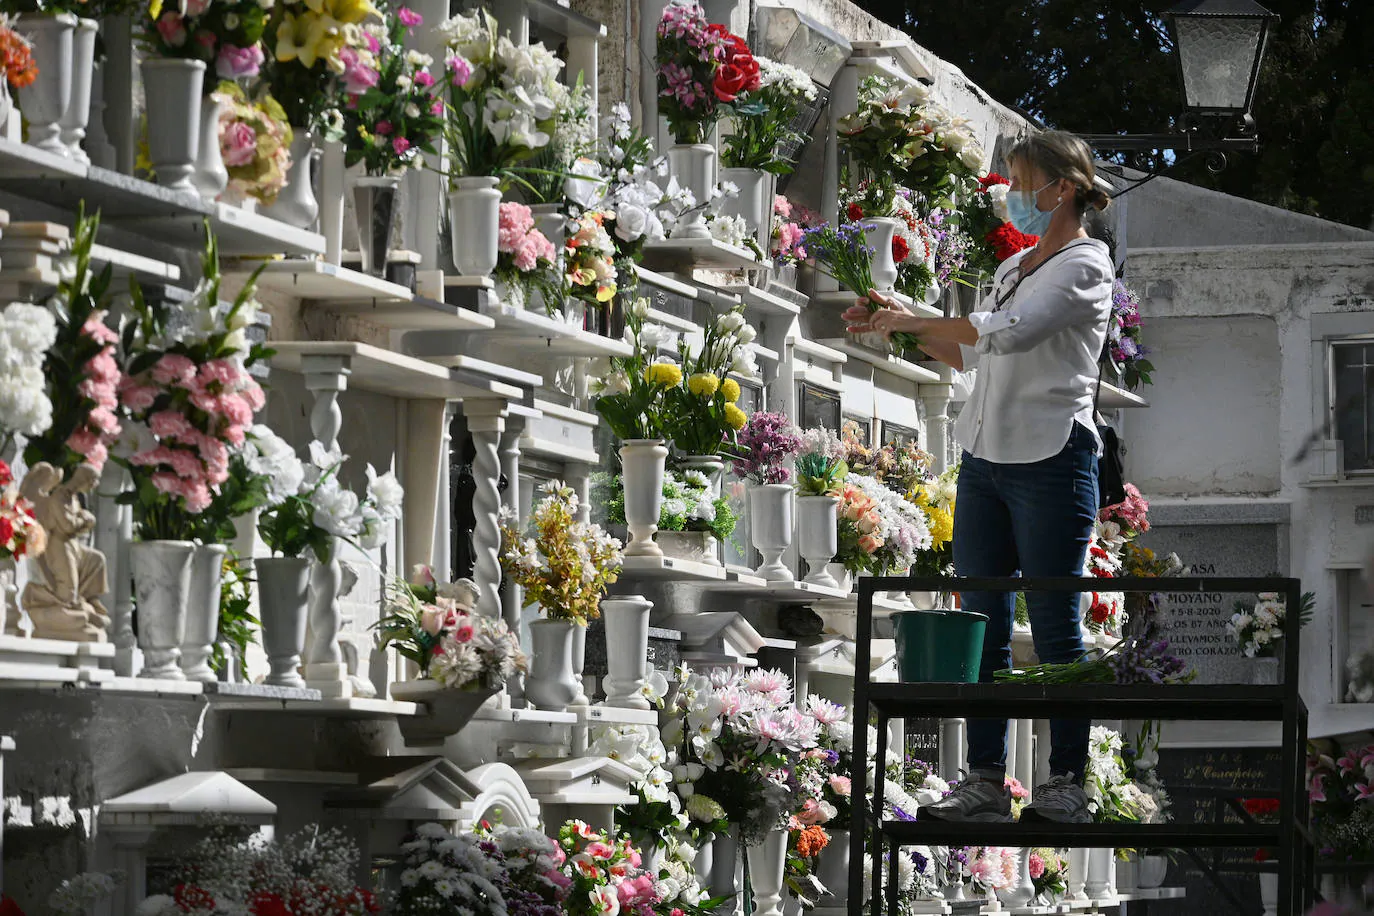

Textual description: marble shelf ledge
[211,696,421,717]
[708,568,848,602]
[818,337,943,384]
[270,341,524,401]
[90,243,181,284]
[575,705,660,727]
[1097,381,1149,409]
[1130,888,1186,900]
[407,352,543,391]
[1310,702,1374,739]
[96,677,206,697]
[640,237,762,273]
[0,635,114,687]
[728,283,803,316]
[470,705,578,725]
[479,327,633,359]
[635,265,699,299]
[619,555,729,582]
[201,682,323,701]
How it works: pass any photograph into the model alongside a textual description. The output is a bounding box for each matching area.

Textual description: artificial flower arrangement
[495,201,560,314]
[499,481,623,627]
[660,306,757,458]
[721,56,816,175]
[564,210,618,307]
[116,231,266,539]
[1082,527,1126,635]
[837,472,933,576]
[265,0,378,132]
[22,209,121,477]
[1029,848,1068,903]
[0,300,57,452]
[863,846,943,912]
[785,700,848,908]
[963,846,1020,897]
[557,821,664,916]
[589,296,674,441]
[594,469,739,543]
[842,184,938,303]
[439,8,560,181]
[478,822,575,916]
[1084,725,1158,824]
[655,0,759,145]
[142,0,268,81]
[215,82,294,205]
[1099,481,1150,542]
[1108,279,1154,390]
[927,208,975,290]
[0,460,43,562]
[729,411,803,485]
[0,16,36,92]
[253,440,403,562]
[1306,742,1374,861]
[391,821,509,914]
[133,825,381,915]
[515,74,596,206]
[960,173,1040,278]
[1228,589,1315,658]
[373,576,526,691]
[1123,719,1172,826]
[192,423,298,547]
[340,6,445,176]
[906,462,957,577]
[770,196,820,265]
[663,666,820,847]
[795,427,849,497]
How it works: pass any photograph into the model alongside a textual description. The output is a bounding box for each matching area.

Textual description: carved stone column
[463,399,507,618]
[301,354,351,697]
[940,717,966,780]
[921,388,951,475]
[97,463,137,674]
[499,417,526,705]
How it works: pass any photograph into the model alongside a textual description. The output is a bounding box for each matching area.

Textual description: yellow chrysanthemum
[723,403,748,431]
[688,373,720,398]
[927,505,953,547]
[645,362,683,388]
[721,377,741,403]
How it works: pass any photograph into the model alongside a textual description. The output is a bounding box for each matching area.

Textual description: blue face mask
[1005,180,1061,237]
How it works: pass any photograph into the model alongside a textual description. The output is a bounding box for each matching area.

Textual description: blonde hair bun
[1007,129,1111,213]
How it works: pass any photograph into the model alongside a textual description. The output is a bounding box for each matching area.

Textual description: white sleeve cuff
[968,310,1021,353]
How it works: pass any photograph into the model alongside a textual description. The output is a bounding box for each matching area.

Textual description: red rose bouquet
[655,0,758,144]
[962,173,1039,280]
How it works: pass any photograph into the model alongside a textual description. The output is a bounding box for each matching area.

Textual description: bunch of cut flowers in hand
[373,576,525,691]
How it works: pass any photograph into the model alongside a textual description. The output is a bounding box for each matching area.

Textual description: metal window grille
[1329,339,1374,475]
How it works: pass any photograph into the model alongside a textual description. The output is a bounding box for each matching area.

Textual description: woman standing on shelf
[843,130,1114,824]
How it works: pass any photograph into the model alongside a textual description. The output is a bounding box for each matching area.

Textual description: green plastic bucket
[892,609,989,683]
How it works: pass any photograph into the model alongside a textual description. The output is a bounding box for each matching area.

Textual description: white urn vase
[680,453,725,500]
[190,91,229,203]
[57,18,96,162]
[747,830,788,916]
[264,131,319,228]
[600,595,653,709]
[570,621,590,706]
[1136,854,1168,889]
[1065,847,1090,903]
[997,849,1036,908]
[620,439,668,558]
[826,562,854,593]
[448,176,502,276]
[16,13,76,156]
[816,828,849,899]
[178,543,226,682]
[796,495,839,588]
[749,483,794,581]
[141,56,205,193]
[130,540,195,679]
[861,216,901,294]
[711,833,741,908]
[667,143,715,239]
[719,166,770,246]
[526,618,580,711]
[256,556,310,688]
[1084,848,1116,902]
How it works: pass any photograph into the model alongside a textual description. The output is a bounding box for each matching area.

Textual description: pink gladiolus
[83,348,120,383]
[447,55,473,87]
[397,6,422,26]
[154,12,188,47]
[149,409,193,440]
[221,121,258,167]
[392,136,411,157]
[243,383,266,412]
[81,313,118,346]
[66,427,99,456]
[216,42,264,80]
[83,441,108,473]
[151,471,181,497]
[86,407,120,436]
[167,448,204,480]
[217,394,254,428]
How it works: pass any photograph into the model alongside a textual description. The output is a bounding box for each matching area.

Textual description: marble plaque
[1140,521,1281,685]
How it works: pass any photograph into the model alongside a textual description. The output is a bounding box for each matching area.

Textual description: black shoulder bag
[1094,366,1127,509]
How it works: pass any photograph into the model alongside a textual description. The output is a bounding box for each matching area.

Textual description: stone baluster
[463,400,507,618]
[1013,717,1035,798]
[940,717,966,782]
[431,402,460,580]
[301,354,352,697]
[921,389,951,475]
[97,463,137,673]
[499,418,525,705]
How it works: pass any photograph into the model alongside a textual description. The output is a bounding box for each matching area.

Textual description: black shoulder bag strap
[1094,356,1127,509]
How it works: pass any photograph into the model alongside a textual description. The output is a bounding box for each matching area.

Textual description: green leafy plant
[212,554,257,681]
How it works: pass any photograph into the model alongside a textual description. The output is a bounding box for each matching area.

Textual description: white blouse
[953,238,1114,464]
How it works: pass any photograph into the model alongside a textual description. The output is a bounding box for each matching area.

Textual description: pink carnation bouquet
[495,201,561,315]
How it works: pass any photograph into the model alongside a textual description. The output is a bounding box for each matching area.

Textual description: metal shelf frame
[846,574,1314,916]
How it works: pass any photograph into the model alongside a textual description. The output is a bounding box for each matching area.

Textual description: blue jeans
[953,421,1099,783]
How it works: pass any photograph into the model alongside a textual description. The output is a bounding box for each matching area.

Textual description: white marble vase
[796,495,839,588]
[861,216,901,293]
[448,176,502,276]
[178,543,226,681]
[58,18,96,162]
[16,13,76,155]
[525,618,580,712]
[816,828,849,899]
[749,483,794,581]
[141,56,204,192]
[601,595,653,709]
[680,453,725,499]
[190,92,228,203]
[129,540,195,679]
[620,439,668,558]
[264,132,319,228]
[667,143,715,239]
[352,174,401,276]
[747,830,787,916]
[719,166,769,244]
[257,557,309,688]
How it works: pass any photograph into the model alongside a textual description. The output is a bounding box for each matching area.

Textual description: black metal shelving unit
[846,574,1314,915]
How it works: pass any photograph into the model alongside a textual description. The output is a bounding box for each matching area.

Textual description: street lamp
[1081,0,1278,159]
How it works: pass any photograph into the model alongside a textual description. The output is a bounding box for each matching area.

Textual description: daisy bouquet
[392,822,507,916]
[439,8,561,181]
[729,411,803,485]
[597,470,739,541]
[1228,590,1314,658]
[556,821,661,916]
[663,666,820,846]
[480,823,574,916]
[117,233,270,540]
[341,6,445,176]
[22,209,121,476]
[499,481,623,626]
[661,305,758,457]
[216,82,294,205]
[655,0,758,144]
[721,56,816,175]
[373,577,526,690]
